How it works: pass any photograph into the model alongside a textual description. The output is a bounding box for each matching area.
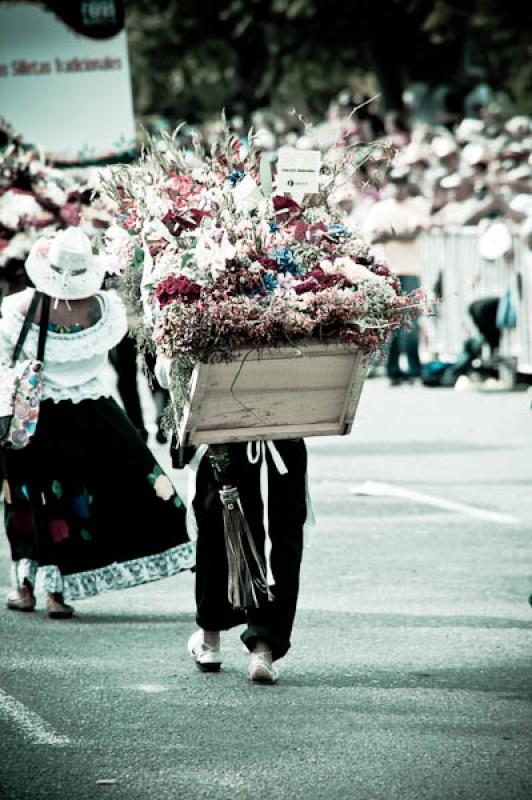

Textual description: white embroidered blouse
[0,288,128,403]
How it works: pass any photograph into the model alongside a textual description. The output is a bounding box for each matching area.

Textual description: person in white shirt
[362,169,430,383]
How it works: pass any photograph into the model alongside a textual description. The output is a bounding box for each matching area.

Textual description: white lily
[231,175,264,212]
[195,231,236,280]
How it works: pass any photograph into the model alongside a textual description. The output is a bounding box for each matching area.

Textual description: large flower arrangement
[102,117,425,371]
[0,140,115,290]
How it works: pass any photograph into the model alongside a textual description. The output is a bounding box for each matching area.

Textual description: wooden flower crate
[175,341,368,446]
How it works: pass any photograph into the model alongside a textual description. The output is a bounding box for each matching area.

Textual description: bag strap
[11,292,50,367]
[37,294,50,363]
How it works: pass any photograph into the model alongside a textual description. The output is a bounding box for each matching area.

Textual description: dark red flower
[293,267,343,295]
[272,195,302,222]
[162,208,210,236]
[155,274,201,307]
[291,220,327,243]
[372,261,392,277]
[256,255,278,271]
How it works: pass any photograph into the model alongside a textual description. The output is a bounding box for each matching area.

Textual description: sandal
[187,630,222,672]
[6,585,36,612]
[249,651,278,684]
[46,592,74,619]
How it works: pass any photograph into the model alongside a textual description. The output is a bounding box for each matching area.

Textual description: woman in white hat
[1,227,194,618]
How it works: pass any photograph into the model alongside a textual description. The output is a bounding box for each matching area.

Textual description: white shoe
[248,651,278,684]
[187,630,222,672]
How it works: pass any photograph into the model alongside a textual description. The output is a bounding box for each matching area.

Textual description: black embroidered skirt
[2,397,194,600]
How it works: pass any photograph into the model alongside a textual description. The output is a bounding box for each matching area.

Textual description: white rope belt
[246,441,288,585]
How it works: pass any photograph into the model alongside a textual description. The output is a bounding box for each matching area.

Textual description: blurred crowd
[2,93,532,393]
[204,96,532,387]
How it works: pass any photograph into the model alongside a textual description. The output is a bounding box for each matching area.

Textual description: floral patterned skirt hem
[30,541,195,600]
[3,397,194,598]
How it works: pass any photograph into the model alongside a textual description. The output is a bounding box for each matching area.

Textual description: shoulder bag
[0,291,50,449]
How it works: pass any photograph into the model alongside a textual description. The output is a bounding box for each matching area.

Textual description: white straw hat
[25,227,106,300]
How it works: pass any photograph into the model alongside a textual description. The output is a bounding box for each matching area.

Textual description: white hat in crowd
[431,135,458,159]
[456,118,485,143]
[462,142,491,166]
[26,227,106,300]
[478,222,513,261]
[439,170,474,190]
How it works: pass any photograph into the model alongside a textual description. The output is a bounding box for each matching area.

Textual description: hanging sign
[0,0,135,162]
[276,148,321,198]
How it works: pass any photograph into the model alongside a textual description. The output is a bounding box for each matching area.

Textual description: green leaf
[147,464,163,485]
[259,154,273,196]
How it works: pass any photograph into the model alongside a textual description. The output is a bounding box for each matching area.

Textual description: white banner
[0,1,135,162]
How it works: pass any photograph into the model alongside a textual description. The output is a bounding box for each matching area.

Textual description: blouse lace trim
[2,289,128,363]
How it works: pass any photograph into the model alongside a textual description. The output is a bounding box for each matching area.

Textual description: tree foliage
[125,0,532,124]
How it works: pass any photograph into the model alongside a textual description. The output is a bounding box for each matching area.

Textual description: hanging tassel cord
[207,445,273,610]
[219,486,273,609]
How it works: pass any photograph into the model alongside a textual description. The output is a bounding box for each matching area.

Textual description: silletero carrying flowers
[101,116,425,377]
[101,116,426,610]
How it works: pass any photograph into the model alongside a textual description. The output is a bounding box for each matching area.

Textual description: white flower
[328,256,384,284]
[0,191,43,230]
[150,245,181,283]
[231,175,263,212]
[0,231,38,267]
[103,224,133,275]
[145,186,172,218]
[195,231,236,280]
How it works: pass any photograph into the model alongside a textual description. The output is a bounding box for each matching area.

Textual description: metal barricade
[419,228,532,374]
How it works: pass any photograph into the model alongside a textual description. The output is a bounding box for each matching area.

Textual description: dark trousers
[469,297,501,354]
[109,337,169,441]
[109,336,147,440]
[387,275,422,379]
[193,439,308,661]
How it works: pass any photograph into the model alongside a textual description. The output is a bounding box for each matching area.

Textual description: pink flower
[49,519,70,544]
[165,175,203,208]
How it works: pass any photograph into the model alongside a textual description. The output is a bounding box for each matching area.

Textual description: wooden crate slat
[207,353,356,393]
[191,420,343,446]
[177,342,367,446]
[338,350,368,435]
[198,388,345,429]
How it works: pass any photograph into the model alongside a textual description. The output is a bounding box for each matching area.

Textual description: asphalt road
[1,378,531,800]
